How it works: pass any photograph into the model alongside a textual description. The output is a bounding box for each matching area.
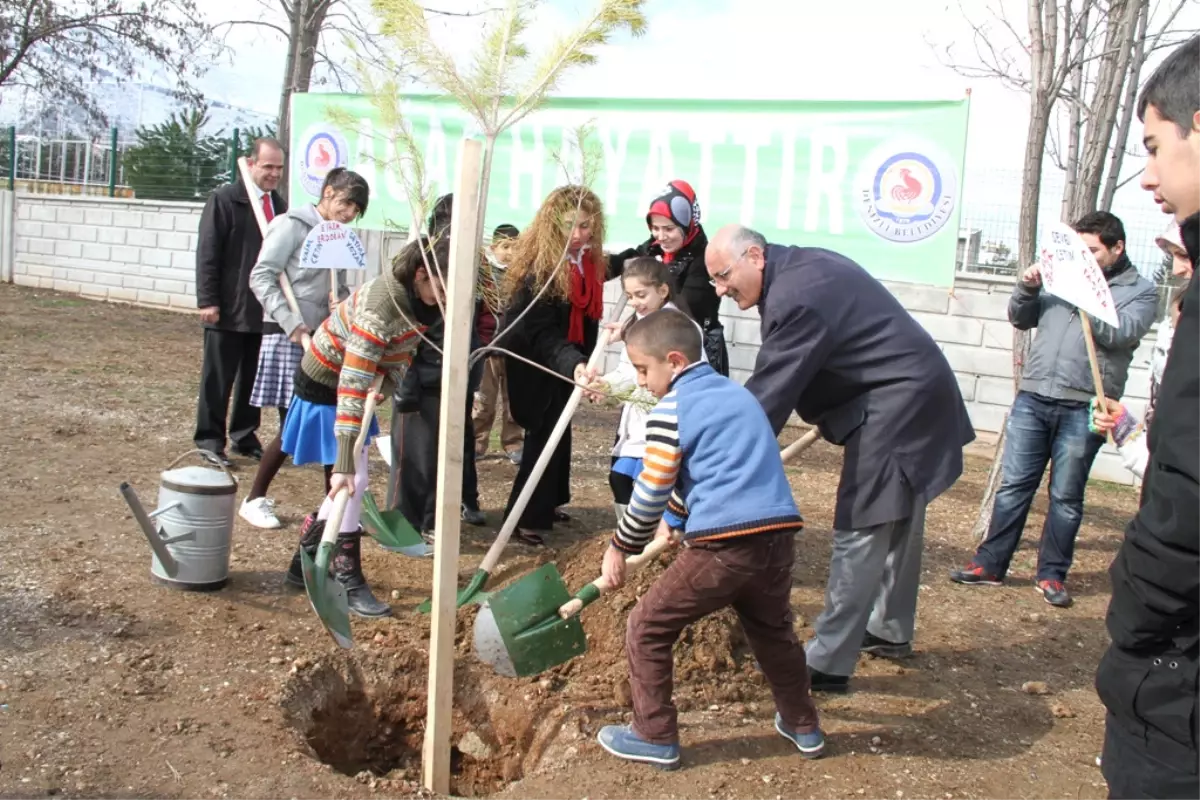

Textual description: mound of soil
[277,532,774,795]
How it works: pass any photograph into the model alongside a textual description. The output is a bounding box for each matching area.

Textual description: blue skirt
[281,395,380,466]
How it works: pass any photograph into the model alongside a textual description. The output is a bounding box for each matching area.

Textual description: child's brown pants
[626,531,820,745]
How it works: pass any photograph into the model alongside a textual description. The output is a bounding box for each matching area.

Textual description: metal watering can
[119,450,238,590]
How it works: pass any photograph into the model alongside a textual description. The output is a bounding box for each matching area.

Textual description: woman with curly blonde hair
[500,185,610,546]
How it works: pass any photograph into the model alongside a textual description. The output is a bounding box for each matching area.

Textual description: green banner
[289,93,969,286]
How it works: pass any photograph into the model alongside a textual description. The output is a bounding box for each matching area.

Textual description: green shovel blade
[472,563,587,678]
[361,492,431,558]
[417,568,490,614]
[300,544,353,650]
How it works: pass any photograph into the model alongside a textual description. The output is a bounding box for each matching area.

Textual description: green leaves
[121,106,274,201]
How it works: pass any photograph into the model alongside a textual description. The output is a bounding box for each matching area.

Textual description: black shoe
[553,508,571,523]
[331,530,392,618]
[200,450,233,469]
[808,667,850,694]
[461,504,486,526]
[1035,579,1073,608]
[285,513,325,589]
[948,561,1003,586]
[235,445,264,461]
[861,632,913,659]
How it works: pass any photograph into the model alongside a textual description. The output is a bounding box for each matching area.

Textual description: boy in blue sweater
[595,309,824,769]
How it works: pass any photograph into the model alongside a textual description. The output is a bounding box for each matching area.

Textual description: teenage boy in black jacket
[1094,34,1199,800]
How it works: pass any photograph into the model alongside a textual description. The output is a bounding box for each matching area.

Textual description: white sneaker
[239,496,281,529]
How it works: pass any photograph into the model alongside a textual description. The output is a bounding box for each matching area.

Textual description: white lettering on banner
[599,125,631,213]
[736,129,773,226]
[805,128,848,235]
[776,129,797,229]
[353,118,377,196]
[688,128,727,209]
[424,111,449,196]
[639,127,677,213]
[508,123,545,210]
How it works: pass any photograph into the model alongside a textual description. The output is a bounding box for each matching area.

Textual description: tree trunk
[1060,1,1089,220]
[1100,0,1150,211]
[1072,0,1139,215]
[276,6,303,197]
[274,1,331,199]
[976,0,1058,541]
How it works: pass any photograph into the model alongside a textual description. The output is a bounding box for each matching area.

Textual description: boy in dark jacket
[595,309,823,770]
[1095,34,1199,800]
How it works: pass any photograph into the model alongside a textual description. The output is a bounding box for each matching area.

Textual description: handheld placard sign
[299,220,368,310]
[1037,221,1119,440]
[1037,222,1120,327]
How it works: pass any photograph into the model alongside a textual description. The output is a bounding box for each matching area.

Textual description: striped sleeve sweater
[612,362,803,555]
[297,274,428,474]
[614,399,684,552]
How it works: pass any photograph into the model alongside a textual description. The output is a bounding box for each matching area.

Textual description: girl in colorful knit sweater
[590,257,706,522]
[281,234,449,617]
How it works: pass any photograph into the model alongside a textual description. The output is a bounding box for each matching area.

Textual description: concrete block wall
[11,195,204,309]
[5,193,1155,485]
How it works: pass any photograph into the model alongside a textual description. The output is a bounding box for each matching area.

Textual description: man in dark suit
[193,138,286,467]
[706,224,975,692]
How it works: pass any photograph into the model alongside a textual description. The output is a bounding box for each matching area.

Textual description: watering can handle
[166,449,238,484]
[557,533,677,619]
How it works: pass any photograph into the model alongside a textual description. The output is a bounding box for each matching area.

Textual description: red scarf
[568,249,604,344]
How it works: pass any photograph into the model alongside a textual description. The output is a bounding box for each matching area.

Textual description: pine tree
[122,108,227,201]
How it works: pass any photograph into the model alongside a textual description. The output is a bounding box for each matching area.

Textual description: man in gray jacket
[951,210,1159,608]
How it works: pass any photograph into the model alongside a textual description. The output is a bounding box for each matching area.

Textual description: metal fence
[0,128,243,200]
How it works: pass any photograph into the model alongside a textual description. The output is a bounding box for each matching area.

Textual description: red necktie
[261,193,274,223]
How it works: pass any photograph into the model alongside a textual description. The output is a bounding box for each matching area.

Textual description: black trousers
[388,392,480,532]
[1097,641,1199,799]
[504,414,571,531]
[193,328,262,455]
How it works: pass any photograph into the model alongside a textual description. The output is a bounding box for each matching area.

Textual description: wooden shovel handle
[478,293,630,574]
[553,427,820,620]
[237,156,311,351]
[557,534,677,619]
[278,273,312,350]
[781,428,821,463]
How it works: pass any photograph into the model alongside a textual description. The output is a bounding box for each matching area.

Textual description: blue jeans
[974,392,1105,582]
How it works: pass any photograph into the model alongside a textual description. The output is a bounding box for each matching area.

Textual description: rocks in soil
[1021,681,1050,695]
[1051,701,1075,718]
[458,731,491,760]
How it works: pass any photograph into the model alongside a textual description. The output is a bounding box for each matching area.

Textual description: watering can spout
[119,482,180,578]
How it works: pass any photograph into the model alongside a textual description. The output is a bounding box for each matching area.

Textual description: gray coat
[248,204,349,336]
[1010,255,1158,402]
[745,244,976,531]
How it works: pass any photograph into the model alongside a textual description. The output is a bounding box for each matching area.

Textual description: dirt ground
[0,283,1139,800]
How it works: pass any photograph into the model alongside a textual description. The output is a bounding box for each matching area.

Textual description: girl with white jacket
[239,168,369,528]
[595,257,707,521]
[1090,220,1193,478]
